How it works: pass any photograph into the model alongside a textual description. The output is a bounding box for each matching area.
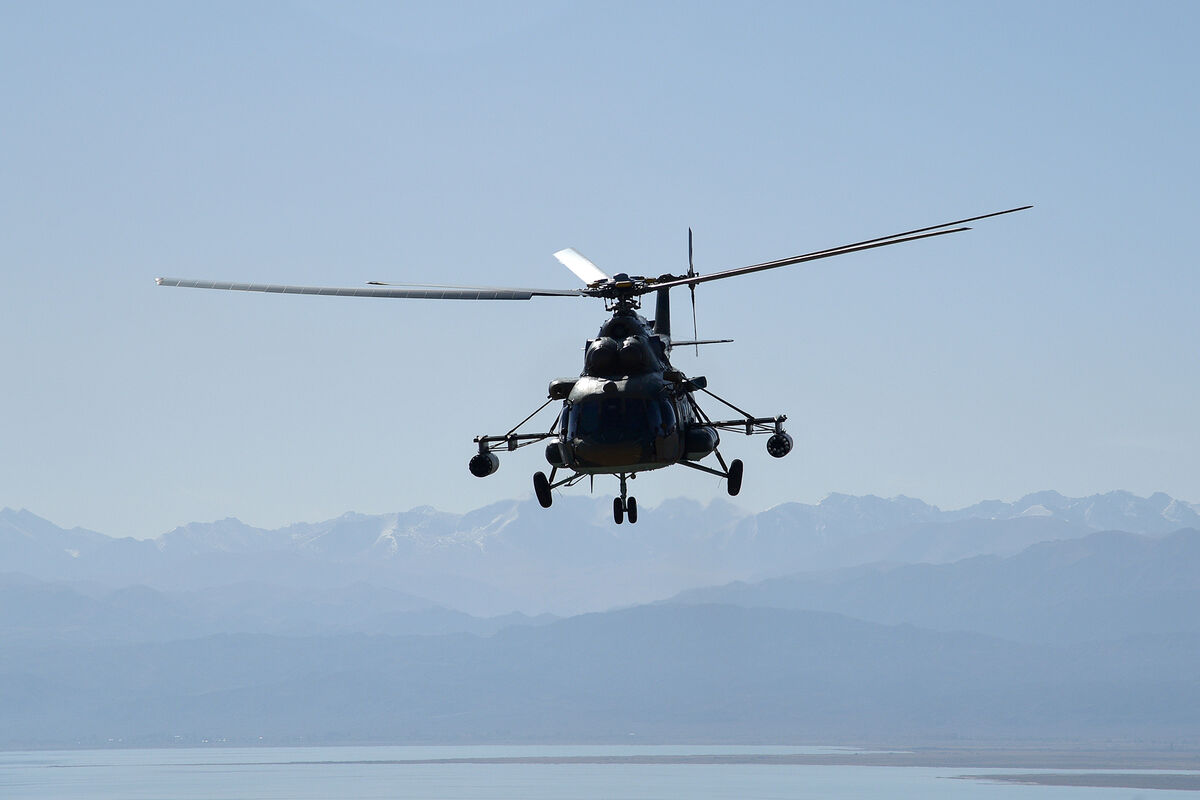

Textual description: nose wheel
[613,473,638,524]
[613,495,638,524]
[613,495,637,524]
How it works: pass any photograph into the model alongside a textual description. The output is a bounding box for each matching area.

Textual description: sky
[2,1,1197,538]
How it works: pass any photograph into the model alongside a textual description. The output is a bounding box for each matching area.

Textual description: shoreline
[14,746,1200,789]
[284,752,1200,770]
[959,772,1200,791]
[30,749,1197,771]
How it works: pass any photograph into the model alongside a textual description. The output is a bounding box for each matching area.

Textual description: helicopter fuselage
[545,306,719,476]
[556,375,686,475]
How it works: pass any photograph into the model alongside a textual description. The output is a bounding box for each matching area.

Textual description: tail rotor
[688,228,698,354]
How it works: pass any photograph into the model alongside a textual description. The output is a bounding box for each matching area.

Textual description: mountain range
[670,527,1200,643]
[4,489,1197,615]
[2,490,1199,748]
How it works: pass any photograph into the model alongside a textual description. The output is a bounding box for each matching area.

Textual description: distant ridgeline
[2,490,1196,614]
[2,491,1199,748]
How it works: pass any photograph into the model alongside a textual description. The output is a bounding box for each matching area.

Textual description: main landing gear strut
[532,465,587,509]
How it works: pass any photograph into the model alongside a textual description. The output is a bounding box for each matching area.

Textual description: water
[1,745,1194,799]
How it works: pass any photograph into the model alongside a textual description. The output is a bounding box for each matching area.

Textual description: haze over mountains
[2,490,1198,748]
[5,489,1196,615]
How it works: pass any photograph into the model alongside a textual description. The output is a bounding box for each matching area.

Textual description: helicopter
[157,205,1029,524]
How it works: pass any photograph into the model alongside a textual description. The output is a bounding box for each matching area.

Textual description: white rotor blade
[156,278,582,300]
[553,248,609,286]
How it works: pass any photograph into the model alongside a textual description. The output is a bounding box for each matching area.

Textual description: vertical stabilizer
[653,286,671,339]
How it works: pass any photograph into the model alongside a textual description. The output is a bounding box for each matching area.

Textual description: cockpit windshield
[567,396,675,443]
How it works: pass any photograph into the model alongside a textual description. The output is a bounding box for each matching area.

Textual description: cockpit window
[568,396,651,442]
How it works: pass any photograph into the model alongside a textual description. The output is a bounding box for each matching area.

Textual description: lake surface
[2,745,1197,799]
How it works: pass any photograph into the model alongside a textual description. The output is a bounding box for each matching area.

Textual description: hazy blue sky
[3,1,1197,538]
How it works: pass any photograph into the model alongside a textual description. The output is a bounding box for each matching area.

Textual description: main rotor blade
[156,278,583,300]
[647,205,1031,294]
[554,248,610,286]
[805,204,1032,257]
[647,228,965,292]
[366,280,583,293]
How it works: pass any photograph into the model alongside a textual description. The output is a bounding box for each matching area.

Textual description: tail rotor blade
[688,228,698,354]
[689,285,698,355]
[688,227,694,276]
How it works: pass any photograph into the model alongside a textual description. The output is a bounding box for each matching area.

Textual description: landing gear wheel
[626,497,638,524]
[727,459,744,497]
[613,497,625,525]
[533,471,552,508]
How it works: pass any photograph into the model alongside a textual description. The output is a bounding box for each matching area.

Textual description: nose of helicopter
[563,391,660,470]
[569,439,647,469]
